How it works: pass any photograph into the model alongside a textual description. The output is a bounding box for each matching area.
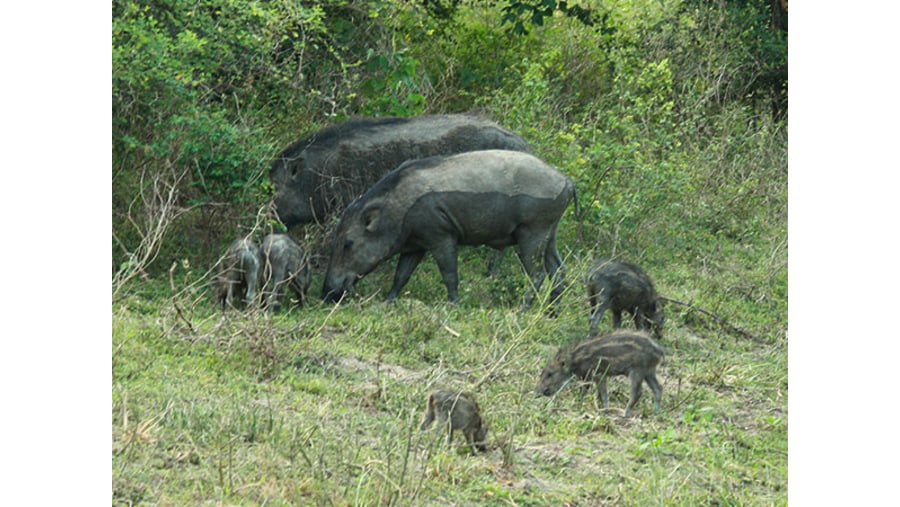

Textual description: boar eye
[343,240,354,252]
[290,155,304,180]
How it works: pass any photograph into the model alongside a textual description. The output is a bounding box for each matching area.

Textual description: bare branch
[660,296,764,343]
[112,161,191,301]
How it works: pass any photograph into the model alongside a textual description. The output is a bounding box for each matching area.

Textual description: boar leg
[542,228,566,304]
[431,244,461,302]
[267,259,288,311]
[445,423,455,447]
[596,376,610,409]
[419,408,435,431]
[244,263,259,308]
[223,262,239,309]
[624,369,645,417]
[387,251,426,300]
[589,295,610,336]
[588,290,598,315]
[229,270,244,309]
[289,275,307,307]
[612,310,624,329]
[514,233,549,308]
[633,309,647,331]
[464,429,481,454]
[225,278,236,309]
[260,261,273,310]
[222,276,234,311]
[645,372,662,412]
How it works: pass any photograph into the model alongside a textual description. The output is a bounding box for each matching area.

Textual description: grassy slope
[112,243,787,506]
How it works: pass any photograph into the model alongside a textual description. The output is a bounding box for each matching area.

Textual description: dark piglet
[535,330,664,417]
[258,234,310,312]
[213,238,260,310]
[586,259,665,339]
[419,389,488,453]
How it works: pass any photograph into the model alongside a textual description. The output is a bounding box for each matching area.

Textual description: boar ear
[290,154,305,179]
[364,207,381,232]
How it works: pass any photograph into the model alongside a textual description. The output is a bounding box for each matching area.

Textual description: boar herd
[213,113,670,454]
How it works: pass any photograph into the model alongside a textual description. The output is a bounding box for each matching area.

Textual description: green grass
[112,251,787,506]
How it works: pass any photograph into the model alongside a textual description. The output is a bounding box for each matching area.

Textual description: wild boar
[258,233,310,312]
[586,258,665,339]
[214,238,260,310]
[419,389,488,453]
[535,330,664,417]
[269,114,532,228]
[321,150,576,306]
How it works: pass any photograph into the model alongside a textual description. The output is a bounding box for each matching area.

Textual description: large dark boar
[269,114,532,228]
[586,259,665,339]
[535,330,664,417]
[258,234,310,312]
[213,238,260,310]
[419,389,488,453]
[321,150,575,305]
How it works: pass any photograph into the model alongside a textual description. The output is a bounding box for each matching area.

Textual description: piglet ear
[364,207,381,232]
[556,354,568,369]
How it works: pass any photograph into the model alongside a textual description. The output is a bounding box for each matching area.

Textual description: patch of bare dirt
[336,356,426,383]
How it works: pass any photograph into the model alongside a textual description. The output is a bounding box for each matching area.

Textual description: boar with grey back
[535,330,664,417]
[214,238,260,310]
[269,114,532,228]
[321,150,575,306]
[586,259,665,339]
[419,389,487,453]
[258,234,310,312]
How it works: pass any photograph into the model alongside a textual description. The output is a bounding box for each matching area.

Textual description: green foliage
[360,50,428,116]
[502,0,597,35]
[112,0,334,202]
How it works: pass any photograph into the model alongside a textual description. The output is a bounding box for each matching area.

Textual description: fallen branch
[660,296,764,343]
